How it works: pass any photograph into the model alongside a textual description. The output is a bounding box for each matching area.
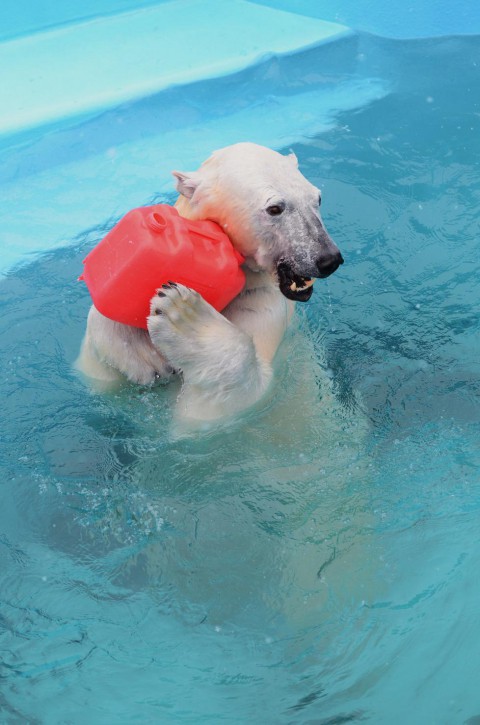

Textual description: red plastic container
[79,204,245,328]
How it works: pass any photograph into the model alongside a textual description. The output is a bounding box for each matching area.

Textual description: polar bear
[77,142,343,423]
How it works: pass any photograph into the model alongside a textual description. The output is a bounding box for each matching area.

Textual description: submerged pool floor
[1,34,480,724]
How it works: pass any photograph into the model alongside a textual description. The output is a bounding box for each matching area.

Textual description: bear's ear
[172,170,201,199]
[286,152,298,167]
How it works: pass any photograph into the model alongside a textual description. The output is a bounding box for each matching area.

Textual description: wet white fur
[76,143,326,424]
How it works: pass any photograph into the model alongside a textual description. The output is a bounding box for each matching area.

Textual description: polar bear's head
[173,142,343,302]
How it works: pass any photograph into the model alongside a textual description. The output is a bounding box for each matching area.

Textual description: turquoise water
[1,35,480,723]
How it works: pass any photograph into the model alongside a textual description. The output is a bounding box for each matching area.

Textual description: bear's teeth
[290,278,314,293]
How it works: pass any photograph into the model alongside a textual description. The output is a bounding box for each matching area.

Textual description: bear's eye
[266,203,285,216]
[318,193,322,207]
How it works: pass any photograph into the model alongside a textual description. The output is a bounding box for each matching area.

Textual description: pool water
[1,34,480,723]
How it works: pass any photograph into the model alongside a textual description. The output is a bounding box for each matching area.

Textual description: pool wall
[256,0,480,38]
[2,0,480,41]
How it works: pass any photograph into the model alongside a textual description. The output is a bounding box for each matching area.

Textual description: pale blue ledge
[0,0,351,138]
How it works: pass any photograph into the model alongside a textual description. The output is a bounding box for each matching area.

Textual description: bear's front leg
[147,284,272,422]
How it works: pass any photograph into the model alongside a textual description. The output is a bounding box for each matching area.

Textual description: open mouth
[277,262,315,302]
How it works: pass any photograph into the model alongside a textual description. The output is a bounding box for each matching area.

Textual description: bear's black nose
[316,252,344,278]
